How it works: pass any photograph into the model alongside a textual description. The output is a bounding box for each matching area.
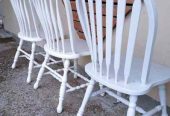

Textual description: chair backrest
[76,0,158,85]
[10,0,40,39]
[32,0,77,53]
[71,0,133,40]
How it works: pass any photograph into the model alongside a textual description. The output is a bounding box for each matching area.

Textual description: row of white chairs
[10,0,170,116]
[10,0,90,114]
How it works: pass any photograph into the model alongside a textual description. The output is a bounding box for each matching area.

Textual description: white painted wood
[74,59,78,79]
[10,0,42,40]
[57,60,70,113]
[68,68,90,82]
[159,85,168,116]
[10,0,44,83]
[96,0,103,78]
[114,0,126,83]
[12,39,23,69]
[143,105,162,116]
[76,0,169,115]
[77,79,95,116]
[127,96,138,116]
[66,83,89,93]
[63,0,76,53]
[18,51,56,69]
[32,0,90,113]
[116,92,121,103]
[141,0,158,84]
[76,0,93,62]
[124,0,142,84]
[91,88,109,97]
[49,0,59,51]
[34,53,49,89]
[56,0,65,53]
[88,0,97,72]
[27,42,36,83]
[105,0,114,79]
[105,0,121,101]
[84,57,170,95]
[99,84,105,96]
[105,89,145,114]
[32,0,89,57]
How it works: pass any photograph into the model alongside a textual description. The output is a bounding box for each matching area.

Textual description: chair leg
[74,59,78,79]
[127,95,138,116]
[99,84,105,96]
[77,79,95,116]
[26,42,36,84]
[34,53,49,89]
[117,92,122,102]
[57,59,70,113]
[12,39,23,69]
[159,85,168,116]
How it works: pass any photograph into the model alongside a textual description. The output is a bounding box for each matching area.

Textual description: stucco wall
[0,0,170,106]
[0,0,18,34]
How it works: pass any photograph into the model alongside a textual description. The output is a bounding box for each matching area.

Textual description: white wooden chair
[10,0,45,83]
[76,0,170,116]
[32,0,90,113]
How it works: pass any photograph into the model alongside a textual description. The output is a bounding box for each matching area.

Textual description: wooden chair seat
[18,32,43,42]
[85,56,170,95]
[44,38,89,59]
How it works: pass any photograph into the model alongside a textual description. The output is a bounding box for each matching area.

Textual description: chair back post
[77,0,158,85]
[63,0,76,54]
[141,0,158,84]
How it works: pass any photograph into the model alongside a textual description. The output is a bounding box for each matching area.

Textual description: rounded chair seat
[44,38,90,59]
[18,32,43,42]
[85,56,170,95]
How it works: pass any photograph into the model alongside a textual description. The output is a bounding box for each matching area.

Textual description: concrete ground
[0,37,170,116]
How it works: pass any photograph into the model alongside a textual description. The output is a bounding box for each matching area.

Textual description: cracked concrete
[0,37,170,116]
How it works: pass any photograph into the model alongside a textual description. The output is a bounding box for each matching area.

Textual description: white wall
[0,0,19,34]
[0,0,170,106]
